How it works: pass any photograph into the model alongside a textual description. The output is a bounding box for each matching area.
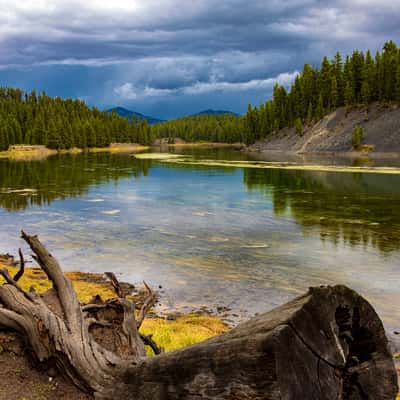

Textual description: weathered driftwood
[0,232,398,399]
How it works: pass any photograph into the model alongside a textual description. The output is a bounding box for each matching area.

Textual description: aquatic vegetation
[159,157,400,174]
[134,153,184,160]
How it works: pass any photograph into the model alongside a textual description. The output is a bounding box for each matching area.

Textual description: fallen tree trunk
[0,232,398,399]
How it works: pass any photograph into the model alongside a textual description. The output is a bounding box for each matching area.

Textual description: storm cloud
[0,0,399,117]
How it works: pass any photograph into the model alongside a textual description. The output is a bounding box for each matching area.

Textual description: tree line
[1,41,399,150]
[150,113,243,143]
[243,40,400,144]
[0,88,154,151]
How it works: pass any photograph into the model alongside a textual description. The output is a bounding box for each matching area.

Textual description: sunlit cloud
[114,71,299,100]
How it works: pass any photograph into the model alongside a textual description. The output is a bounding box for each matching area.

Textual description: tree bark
[0,232,398,399]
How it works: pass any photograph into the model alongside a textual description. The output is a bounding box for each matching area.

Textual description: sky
[0,1,399,119]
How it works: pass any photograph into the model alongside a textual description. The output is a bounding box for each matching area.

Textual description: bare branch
[139,333,164,355]
[0,306,27,331]
[136,281,156,329]
[21,230,81,331]
[120,298,146,357]
[87,318,114,329]
[13,248,25,282]
[82,303,109,312]
[0,269,34,301]
[104,271,124,298]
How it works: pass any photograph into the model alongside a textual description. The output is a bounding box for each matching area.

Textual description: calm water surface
[0,148,399,331]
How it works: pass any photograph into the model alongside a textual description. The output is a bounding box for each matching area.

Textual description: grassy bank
[0,147,58,160]
[0,144,149,160]
[0,263,228,352]
[89,144,150,153]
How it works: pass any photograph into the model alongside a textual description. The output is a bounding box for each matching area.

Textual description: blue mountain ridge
[191,109,239,116]
[107,107,238,124]
[107,107,165,125]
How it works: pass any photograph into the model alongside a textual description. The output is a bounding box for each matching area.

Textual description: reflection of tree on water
[244,168,400,253]
[0,154,152,211]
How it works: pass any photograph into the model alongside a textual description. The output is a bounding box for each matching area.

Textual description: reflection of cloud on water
[192,211,214,217]
[208,236,229,243]
[87,198,104,202]
[240,244,269,248]
[100,210,120,215]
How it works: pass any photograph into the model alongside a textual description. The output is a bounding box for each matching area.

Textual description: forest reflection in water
[0,151,399,331]
[1,151,399,255]
[0,153,152,211]
[243,167,400,254]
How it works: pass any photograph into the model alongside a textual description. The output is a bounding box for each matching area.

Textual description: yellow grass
[0,263,228,352]
[141,314,228,353]
[0,148,57,160]
[0,265,115,303]
[58,147,83,154]
[89,144,150,153]
[0,144,149,159]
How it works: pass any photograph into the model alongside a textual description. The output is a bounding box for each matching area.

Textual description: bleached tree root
[0,232,398,399]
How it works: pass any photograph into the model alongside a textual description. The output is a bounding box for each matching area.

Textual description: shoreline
[0,258,398,396]
[244,148,400,159]
[153,141,243,148]
[0,144,150,160]
[0,258,229,348]
[0,142,241,160]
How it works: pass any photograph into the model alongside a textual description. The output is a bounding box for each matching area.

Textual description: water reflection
[0,151,399,331]
[1,152,400,255]
[0,154,152,211]
[243,168,400,253]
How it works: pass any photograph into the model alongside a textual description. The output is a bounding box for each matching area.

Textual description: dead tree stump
[0,232,397,399]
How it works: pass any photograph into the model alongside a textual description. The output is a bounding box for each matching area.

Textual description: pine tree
[344,81,354,109]
[396,65,400,103]
[361,81,370,104]
[294,118,303,136]
[315,94,324,120]
[331,76,338,110]
[306,102,313,125]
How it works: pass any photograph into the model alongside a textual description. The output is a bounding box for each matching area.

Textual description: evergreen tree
[315,94,324,120]
[396,65,400,103]
[241,41,399,145]
[344,81,354,109]
[331,76,338,109]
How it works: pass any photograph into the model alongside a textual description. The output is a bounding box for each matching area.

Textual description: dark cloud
[0,0,398,117]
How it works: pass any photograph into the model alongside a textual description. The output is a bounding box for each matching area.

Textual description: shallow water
[0,149,399,331]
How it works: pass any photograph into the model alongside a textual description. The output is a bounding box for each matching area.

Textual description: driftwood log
[0,232,398,399]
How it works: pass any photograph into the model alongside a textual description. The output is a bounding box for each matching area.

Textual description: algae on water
[157,157,400,175]
[133,153,184,160]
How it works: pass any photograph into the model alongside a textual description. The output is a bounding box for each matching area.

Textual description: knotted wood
[0,232,397,399]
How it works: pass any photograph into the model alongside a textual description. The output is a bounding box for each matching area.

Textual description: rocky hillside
[247,103,400,154]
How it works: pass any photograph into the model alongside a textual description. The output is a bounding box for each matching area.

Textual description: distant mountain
[191,109,239,116]
[107,107,164,125]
